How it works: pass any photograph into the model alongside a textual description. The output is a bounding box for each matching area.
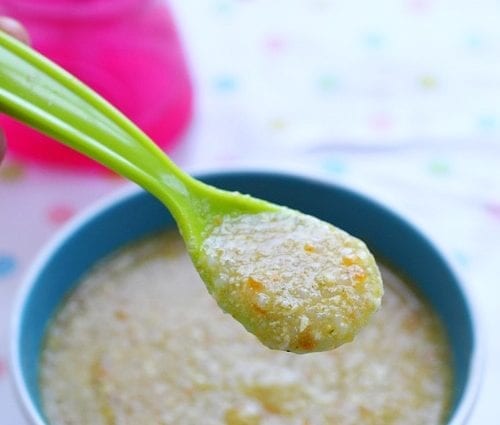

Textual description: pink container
[0,0,192,170]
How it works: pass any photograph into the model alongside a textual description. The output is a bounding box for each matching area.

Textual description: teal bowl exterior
[11,171,482,424]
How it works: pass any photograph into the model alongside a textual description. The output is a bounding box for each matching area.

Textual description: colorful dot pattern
[0,161,25,182]
[0,254,16,278]
[0,359,6,379]
[2,0,500,421]
[181,0,500,152]
[47,204,76,225]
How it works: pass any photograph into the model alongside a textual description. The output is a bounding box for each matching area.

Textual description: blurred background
[1,0,499,423]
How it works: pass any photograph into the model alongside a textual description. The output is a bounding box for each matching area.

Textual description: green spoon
[0,31,383,353]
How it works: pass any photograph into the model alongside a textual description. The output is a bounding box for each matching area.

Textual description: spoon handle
[0,31,193,213]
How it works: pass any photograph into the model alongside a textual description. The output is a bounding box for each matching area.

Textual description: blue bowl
[11,171,482,424]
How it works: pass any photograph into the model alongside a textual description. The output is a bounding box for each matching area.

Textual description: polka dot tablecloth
[1,0,500,423]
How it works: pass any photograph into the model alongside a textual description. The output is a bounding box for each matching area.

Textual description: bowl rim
[10,169,485,425]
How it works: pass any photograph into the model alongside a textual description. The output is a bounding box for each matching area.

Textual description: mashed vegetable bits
[198,210,383,353]
[40,231,452,425]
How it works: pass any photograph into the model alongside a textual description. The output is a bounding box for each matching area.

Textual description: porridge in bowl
[40,230,452,425]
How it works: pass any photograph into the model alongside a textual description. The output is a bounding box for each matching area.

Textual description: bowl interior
[14,171,476,424]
